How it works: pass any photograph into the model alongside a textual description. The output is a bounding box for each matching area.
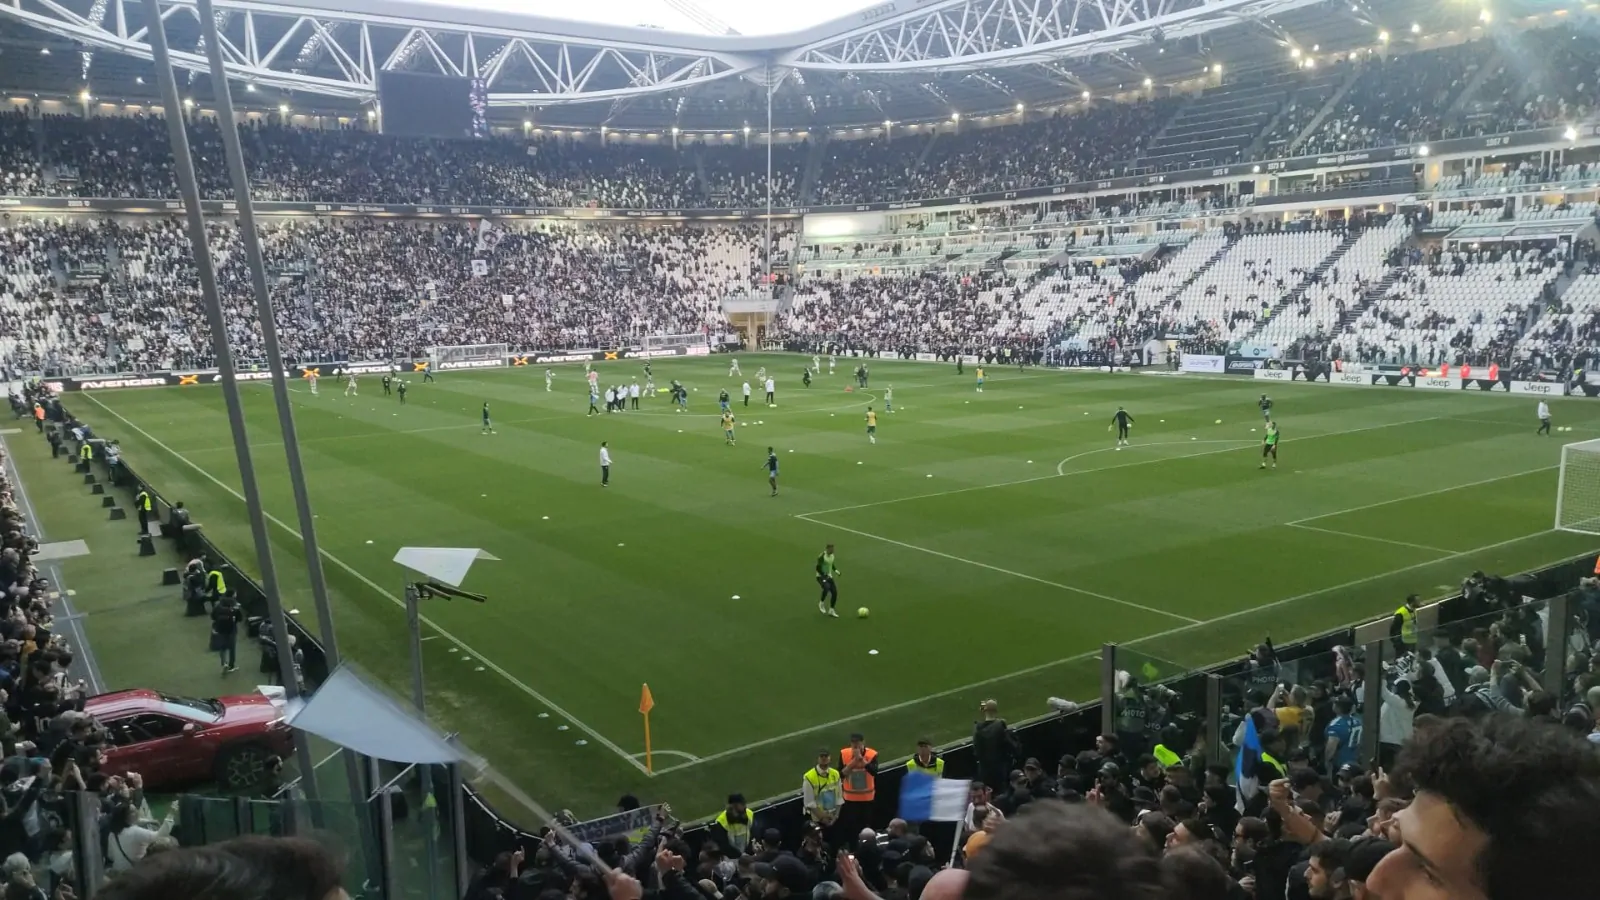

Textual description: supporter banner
[564,805,666,845]
[434,358,508,371]
[1180,354,1226,374]
[1253,369,1293,382]
[1510,380,1562,396]
[1414,375,1463,391]
[0,122,1590,222]
[1329,372,1372,387]
[1224,355,1265,375]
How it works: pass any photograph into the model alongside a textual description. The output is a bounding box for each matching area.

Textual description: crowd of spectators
[0,30,1591,212]
[0,216,782,374]
[0,384,194,900]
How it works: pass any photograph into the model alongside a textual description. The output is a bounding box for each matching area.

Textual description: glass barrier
[1109,645,1210,763]
[1401,597,1555,739]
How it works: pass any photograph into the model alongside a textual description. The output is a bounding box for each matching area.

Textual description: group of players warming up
[1110,393,1280,469]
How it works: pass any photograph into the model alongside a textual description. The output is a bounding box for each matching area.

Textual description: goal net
[428,343,508,369]
[1555,438,1600,534]
[641,332,710,356]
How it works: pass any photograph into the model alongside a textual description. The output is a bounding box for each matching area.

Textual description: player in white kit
[345,373,358,396]
[308,372,318,395]
[545,368,554,391]
[729,357,742,376]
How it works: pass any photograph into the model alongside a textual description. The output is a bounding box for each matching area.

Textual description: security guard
[205,564,229,607]
[839,732,878,834]
[78,440,92,465]
[801,749,842,832]
[1391,594,1419,655]
[134,488,154,534]
[710,793,755,855]
[906,739,944,779]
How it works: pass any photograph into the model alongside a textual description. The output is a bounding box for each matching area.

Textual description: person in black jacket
[972,700,1016,794]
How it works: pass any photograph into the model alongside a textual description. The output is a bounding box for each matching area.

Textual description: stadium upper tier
[1,29,1595,210]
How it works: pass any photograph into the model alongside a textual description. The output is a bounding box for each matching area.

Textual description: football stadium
[2,0,1600,897]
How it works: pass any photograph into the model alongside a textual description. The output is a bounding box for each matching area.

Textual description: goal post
[1555,438,1600,534]
[640,332,710,356]
[428,343,508,369]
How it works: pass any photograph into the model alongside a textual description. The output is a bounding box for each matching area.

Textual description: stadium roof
[0,0,1516,131]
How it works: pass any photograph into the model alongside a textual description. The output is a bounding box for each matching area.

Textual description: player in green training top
[1259,394,1273,422]
[481,402,495,434]
[816,544,840,617]
[1260,421,1279,469]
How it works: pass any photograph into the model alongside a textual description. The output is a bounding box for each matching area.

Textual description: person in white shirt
[885,384,894,413]
[344,373,358,396]
[742,381,752,407]
[1378,679,1417,769]
[765,377,776,407]
[829,355,836,374]
[599,442,612,487]
[813,354,821,373]
[105,802,176,871]
[545,368,554,391]
[307,371,318,395]
[729,357,741,376]
[605,386,616,412]
[1537,400,1552,435]
[629,379,641,410]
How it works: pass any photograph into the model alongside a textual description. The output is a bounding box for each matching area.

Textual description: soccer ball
[1215,419,1223,424]
[857,607,870,619]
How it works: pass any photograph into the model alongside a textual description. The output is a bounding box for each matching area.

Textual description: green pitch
[57,354,1600,818]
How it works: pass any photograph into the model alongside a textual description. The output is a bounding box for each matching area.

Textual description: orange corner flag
[639,683,655,715]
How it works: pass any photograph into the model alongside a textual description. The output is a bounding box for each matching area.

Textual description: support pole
[765,64,773,286]
[190,0,376,851]
[407,583,443,897]
[141,0,318,802]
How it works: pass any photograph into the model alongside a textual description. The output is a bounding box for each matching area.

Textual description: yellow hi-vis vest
[907,754,945,778]
[1153,744,1182,768]
[715,809,754,852]
[803,767,842,815]
[207,569,228,596]
[1395,605,1417,647]
[79,443,92,461]
[136,491,152,512]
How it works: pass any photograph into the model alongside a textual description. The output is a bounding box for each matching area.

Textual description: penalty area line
[793,514,1202,626]
[651,527,1563,776]
[76,392,654,778]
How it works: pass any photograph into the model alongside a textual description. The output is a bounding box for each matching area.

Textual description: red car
[87,689,294,791]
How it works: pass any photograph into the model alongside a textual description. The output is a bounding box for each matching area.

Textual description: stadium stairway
[1138,70,1290,170]
[1158,233,1233,309]
[1244,229,1361,339]
[1336,268,1403,334]
[916,128,941,166]
[799,138,827,204]
[692,147,711,205]
[1288,64,1364,156]
[1444,48,1505,120]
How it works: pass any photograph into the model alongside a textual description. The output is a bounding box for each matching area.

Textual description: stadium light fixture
[950,112,959,122]
[1015,102,1024,112]
[1304,58,1316,69]
[279,103,289,115]
[366,109,376,120]
[1081,90,1091,100]
[1478,9,1491,23]
[1143,77,1153,87]
[183,97,194,108]
[671,126,680,134]
[1213,64,1222,74]
[246,83,256,92]
[1416,144,1430,157]
[1312,44,1319,51]
[1378,29,1390,42]
[78,89,90,102]
[1565,126,1579,141]
[522,120,531,128]
[743,125,751,134]
[39,48,49,55]
[1252,164,1261,173]
[135,77,144,85]
[1410,22,1421,33]
[1290,47,1302,59]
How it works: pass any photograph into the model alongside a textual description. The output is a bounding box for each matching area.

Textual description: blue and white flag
[898,775,970,823]
[1235,713,1263,813]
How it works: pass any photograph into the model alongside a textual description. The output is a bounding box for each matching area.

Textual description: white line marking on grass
[630,750,702,762]
[77,393,654,778]
[651,527,1561,776]
[1284,523,1456,554]
[797,416,1445,518]
[1055,439,1254,476]
[1288,466,1558,525]
[794,514,1202,625]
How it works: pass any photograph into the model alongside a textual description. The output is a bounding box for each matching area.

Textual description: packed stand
[698,145,803,208]
[0,219,113,376]
[1296,44,1483,156]
[783,272,1022,352]
[0,385,185,897]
